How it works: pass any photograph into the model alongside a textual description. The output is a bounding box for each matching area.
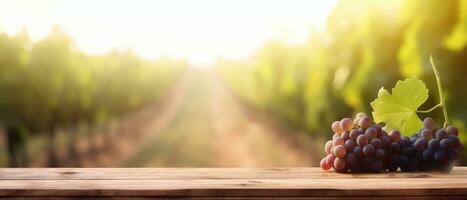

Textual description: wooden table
[0,168,466,199]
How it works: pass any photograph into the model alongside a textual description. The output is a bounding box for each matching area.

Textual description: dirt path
[122,68,313,167]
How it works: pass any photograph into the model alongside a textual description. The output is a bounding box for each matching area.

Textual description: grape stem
[417,102,443,113]
[429,55,449,128]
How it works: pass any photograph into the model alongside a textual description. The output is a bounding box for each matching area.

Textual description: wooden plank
[0,168,466,198]
[1,167,467,180]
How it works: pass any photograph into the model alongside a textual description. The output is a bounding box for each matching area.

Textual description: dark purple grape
[379,135,391,147]
[414,138,428,151]
[344,139,356,152]
[419,128,433,140]
[342,131,350,140]
[345,153,358,171]
[371,161,384,172]
[365,127,377,140]
[428,139,440,151]
[358,117,371,129]
[401,147,414,157]
[378,130,388,138]
[388,130,401,142]
[375,149,386,160]
[373,124,383,133]
[356,134,369,147]
[363,156,375,165]
[399,155,409,166]
[399,136,410,148]
[440,138,453,150]
[390,142,400,154]
[434,150,448,163]
[423,117,436,131]
[436,129,448,139]
[370,138,382,149]
[448,135,460,145]
[445,126,459,136]
[349,129,360,140]
[357,128,365,135]
[363,144,375,157]
[422,149,434,161]
[353,146,363,158]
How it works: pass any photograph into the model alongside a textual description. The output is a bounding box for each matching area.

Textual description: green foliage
[0,28,186,134]
[370,78,428,135]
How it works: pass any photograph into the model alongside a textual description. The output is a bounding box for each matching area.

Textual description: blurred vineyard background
[0,0,467,167]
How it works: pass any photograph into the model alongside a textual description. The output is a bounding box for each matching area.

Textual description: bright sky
[0,0,337,66]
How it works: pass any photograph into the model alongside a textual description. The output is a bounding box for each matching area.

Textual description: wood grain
[0,167,466,199]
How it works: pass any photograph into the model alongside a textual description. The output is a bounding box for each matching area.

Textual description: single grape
[436,129,448,139]
[365,127,378,140]
[341,131,350,141]
[434,150,448,163]
[358,117,371,129]
[428,139,440,151]
[379,135,391,148]
[357,134,369,147]
[333,157,346,172]
[440,138,453,150]
[399,155,409,166]
[371,161,384,173]
[399,137,410,148]
[349,129,360,140]
[390,142,400,154]
[320,158,332,170]
[401,147,414,157]
[363,144,375,157]
[370,138,382,149]
[357,128,365,135]
[363,156,375,165]
[325,154,336,166]
[333,145,347,158]
[340,118,354,132]
[333,136,345,146]
[422,149,434,161]
[423,117,436,131]
[419,128,433,140]
[325,140,333,154]
[445,126,459,136]
[344,139,356,152]
[389,130,401,142]
[448,135,460,145]
[414,138,428,151]
[332,121,343,133]
[373,124,383,133]
[353,146,363,158]
[375,149,386,160]
[345,153,358,171]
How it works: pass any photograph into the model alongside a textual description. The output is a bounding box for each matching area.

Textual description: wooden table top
[0,167,466,199]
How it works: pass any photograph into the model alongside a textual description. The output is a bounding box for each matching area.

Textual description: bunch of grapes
[385,117,463,172]
[320,113,463,173]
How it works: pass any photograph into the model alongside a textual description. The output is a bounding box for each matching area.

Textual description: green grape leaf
[370,77,428,135]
